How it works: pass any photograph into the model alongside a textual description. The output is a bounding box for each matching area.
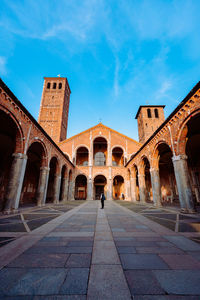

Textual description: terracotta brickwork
[38,77,71,144]
[136,105,165,144]
[1,76,200,214]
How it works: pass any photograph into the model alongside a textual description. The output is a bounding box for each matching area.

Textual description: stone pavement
[0,200,200,299]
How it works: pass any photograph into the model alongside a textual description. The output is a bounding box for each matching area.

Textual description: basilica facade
[0,76,200,213]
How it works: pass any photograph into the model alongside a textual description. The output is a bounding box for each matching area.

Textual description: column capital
[172,154,188,162]
[150,168,159,173]
[40,166,50,171]
[12,153,27,159]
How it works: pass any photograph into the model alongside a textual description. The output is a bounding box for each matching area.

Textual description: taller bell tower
[38,77,71,143]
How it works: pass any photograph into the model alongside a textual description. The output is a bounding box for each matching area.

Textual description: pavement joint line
[112,201,177,235]
[0,200,89,270]
[20,213,31,233]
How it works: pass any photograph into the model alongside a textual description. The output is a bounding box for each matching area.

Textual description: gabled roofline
[0,78,74,167]
[126,81,200,167]
[135,105,165,119]
[59,122,142,146]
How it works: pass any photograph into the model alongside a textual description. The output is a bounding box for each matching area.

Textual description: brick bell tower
[135,105,165,144]
[38,77,71,143]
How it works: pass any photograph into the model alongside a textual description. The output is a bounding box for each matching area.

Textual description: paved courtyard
[0,200,200,299]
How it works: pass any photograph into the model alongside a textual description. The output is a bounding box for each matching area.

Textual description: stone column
[60,177,68,202]
[52,174,61,204]
[125,180,131,200]
[150,168,162,207]
[4,153,27,212]
[87,178,93,200]
[130,176,137,202]
[172,155,195,213]
[89,132,93,166]
[68,177,75,201]
[138,174,146,203]
[107,166,112,200]
[36,167,50,206]
[107,131,112,166]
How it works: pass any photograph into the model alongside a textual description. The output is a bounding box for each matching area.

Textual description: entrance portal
[94,175,107,200]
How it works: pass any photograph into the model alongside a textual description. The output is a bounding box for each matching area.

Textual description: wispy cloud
[0,56,7,75]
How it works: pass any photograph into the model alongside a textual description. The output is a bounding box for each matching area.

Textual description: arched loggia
[46,157,59,203]
[113,175,124,199]
[20,141,46,207]
[93,137,107,166]
[0,109,23,210]
[75,174,87,200]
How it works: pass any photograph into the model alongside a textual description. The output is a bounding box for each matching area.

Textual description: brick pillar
[130,175,137,202]
[4,153,27,212]
[36,167,50,206]
[60,177,68,202]
[68,178,75,200]
[172,155,195,213]
[125,180,131,200]
[150,168,162,207]
[52,174,61,204]
[138,174,146,203]
[107,131,111,166]
[107,166,112,200]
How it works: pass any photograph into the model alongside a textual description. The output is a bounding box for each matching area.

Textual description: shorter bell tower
[135,105,165,144]
[38,77,71,143]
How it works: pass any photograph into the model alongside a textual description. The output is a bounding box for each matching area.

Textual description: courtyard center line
[87,201,131,300]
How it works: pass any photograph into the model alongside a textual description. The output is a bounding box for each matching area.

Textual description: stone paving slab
[1,200,200,298]
[153,270,200,295]
[87,265,131,300]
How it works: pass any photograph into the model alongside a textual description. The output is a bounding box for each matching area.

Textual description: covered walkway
[0,200,200,298]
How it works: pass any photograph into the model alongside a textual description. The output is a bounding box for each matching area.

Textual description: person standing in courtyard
[100,192,105,209]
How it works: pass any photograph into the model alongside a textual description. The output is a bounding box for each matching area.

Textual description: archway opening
[93,137,107,166]
[143,157,153,203]
[0,110,19,210]
[46,157,58,203]
[158,143,178,206]
[112,147,124,166]
[76,147,89,166]
[113,175,124,200]
[20,142,45,207]
[59,165,67,201]
[75,175,87,200]
[133,165,140,201]
[94,175,107,199]
[185,113,200,204]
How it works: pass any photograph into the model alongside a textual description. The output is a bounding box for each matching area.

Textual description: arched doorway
[75,175,87,200]
[0,110,21,210]
[143,157,152,203]
[185,113,200,204]
[59,165,67,202]
[158,143,178,206]
[93,137,107,166]
[112,147,124,166]
[20,142,45,207]
[113,175,124,200]
[46,157,59,203]
[76,147,89,166]
[94,175,107,199]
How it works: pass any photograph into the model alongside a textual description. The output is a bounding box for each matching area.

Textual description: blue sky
[1,0,200,140]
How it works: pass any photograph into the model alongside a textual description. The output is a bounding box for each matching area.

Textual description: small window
[53,82,57,89]
[147,108,152,118]
[47,82,51,89]
[155,108,159,118]
[59,83,62,89]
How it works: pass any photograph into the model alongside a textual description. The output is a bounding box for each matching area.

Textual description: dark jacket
[101,194,105,201]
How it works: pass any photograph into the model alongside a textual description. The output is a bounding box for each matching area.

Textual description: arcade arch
[113,175,124,200]
[76,147,89,166]
[20,141,46,206]
[94,175,107,199]
[75,174,87,200]
[112,147,124,166]
[0,109,23,210]
[93,137,107,166]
